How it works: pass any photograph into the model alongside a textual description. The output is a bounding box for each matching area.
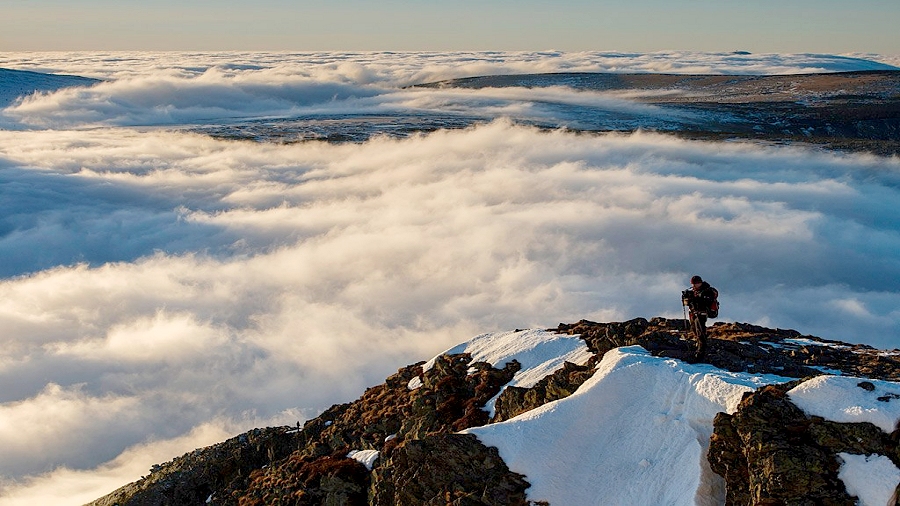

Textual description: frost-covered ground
[1,51,900,505]
[450,331,900,506]
[465,343,787,505]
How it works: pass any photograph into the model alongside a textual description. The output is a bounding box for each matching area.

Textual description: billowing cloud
[1,52,899,505]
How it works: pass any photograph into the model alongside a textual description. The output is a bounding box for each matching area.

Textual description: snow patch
[783,338,849,349]
[463,346,790,506]
[422,329,591,374]
[347,449,380,471]
[415,329,593,414]
[837,453,900,506]
[787,376,900,433]
[407,376,422,390]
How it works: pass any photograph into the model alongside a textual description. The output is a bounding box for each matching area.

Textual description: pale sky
[1,0,898,53]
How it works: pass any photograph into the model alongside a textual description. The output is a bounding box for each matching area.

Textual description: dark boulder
[492,359,596,423]
[708,382,900,505]
[235,452,370,505]
[371,434,531,506]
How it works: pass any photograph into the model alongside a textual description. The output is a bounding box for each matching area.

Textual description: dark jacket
[689,282,717,314]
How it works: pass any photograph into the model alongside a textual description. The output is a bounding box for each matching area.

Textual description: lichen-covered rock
[708,382,900,505]
[370,433,531,506]
[231,452,370,506]
[399,355,520,439]
[229,355,519,505]
[86,427,304,506]
[708,383,851,505]
[89,353,518,506]
[557,317,653,355]
[492,360,596,423]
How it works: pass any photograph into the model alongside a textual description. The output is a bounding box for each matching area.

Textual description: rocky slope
[88,317,900,505]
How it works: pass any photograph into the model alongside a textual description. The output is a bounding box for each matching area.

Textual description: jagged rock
[708,382,900,505]
[808,419,896,457]
[492,359,596,423]
[89,317,900,506]
[89,353,518,506]
[291,360,427,459]
[229,452,370,505]
[370,433,531,506]
[708,383,851,505]
[231,354,520,505]
[279,352,519,462]
[399,355,520,439]
[86,427,304,506]
[557,317,654,355]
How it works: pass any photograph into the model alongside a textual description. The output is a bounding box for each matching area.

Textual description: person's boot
[695,338,707,360]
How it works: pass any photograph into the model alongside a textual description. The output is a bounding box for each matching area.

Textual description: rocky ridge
[88,317,900,505]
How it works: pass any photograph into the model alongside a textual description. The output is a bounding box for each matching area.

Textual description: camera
[682,289,694,306]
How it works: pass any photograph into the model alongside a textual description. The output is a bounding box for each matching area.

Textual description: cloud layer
[2,51,898,130]
[3,51,897,82]
[1,52,899,505]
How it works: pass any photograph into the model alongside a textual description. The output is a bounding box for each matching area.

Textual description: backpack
[707,287,719,318]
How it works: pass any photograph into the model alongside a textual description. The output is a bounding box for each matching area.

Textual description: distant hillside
[0,68,100,107]
[418,70,900,156]
[88,317,900,505]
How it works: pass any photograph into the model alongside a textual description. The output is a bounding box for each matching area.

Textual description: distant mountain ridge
[0,68,100,107]
[88,317,900,505]
[417,70,900,156]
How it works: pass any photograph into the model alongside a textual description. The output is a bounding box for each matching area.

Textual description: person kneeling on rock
[682,275,719,358]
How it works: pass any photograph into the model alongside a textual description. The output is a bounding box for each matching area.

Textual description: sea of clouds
[1,51,899,505]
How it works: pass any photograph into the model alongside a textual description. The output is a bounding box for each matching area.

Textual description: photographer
[682,275,718,358]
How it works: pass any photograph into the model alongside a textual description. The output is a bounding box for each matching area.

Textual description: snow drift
[464,345,788,505]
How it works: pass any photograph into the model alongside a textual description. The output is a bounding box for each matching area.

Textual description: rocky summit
[88,317,900,505]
